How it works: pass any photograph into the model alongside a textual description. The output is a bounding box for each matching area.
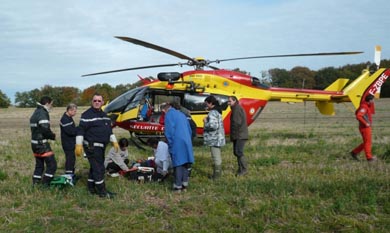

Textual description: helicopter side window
[183,93,229,111]
[251,76,269,89]
[103,86,149,113]
[104,88,139,113]
[183,94,206,111]
[124,87,149,113]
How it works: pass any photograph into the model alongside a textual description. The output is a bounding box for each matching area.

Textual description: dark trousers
[106,159,129,174]
[33,154,57,185]
[64,149,76,174]
[233,139,247,157]
[86,147,106,185]
[173,164,190,189]
[233,139,248,172]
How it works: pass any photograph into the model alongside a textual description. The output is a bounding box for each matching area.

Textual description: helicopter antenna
[374,45,381,70]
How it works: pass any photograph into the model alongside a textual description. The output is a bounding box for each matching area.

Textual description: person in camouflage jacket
[203,95,225,179]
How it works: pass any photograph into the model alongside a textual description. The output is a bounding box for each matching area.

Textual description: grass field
[1,100,390,232]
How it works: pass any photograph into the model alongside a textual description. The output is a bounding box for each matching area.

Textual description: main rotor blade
[115,36,197,63]
[82,63,180,77]
[213,51,363,63]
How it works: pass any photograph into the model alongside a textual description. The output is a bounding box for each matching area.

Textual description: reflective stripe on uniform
[95,179,104,185]
[60,122,74,127]
[83,140,104,148]
[38,119,50,124]
[31,139,48,144]
[80,117,111,122]
[44,173,54,177]
[33,151,54,157]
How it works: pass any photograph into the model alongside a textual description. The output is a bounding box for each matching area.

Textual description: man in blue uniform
[30,96,57,187]
[60,103,78,176]
[75,94,119,198]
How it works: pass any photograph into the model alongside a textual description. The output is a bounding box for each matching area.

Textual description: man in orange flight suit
[351,94,377,162]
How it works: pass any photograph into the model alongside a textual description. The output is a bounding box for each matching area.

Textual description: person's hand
[75,144,83,157]
[113,142,119,153]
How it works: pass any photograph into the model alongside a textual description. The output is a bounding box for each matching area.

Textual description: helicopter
[83,37,389,143]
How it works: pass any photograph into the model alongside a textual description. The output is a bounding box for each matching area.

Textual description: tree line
[0,60,389,108]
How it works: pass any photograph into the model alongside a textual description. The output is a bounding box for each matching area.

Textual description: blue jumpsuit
[77,107,113,194]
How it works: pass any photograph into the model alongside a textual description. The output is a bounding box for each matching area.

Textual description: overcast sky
[1,0,389,103]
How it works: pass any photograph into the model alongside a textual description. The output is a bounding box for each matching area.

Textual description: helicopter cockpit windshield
[104,86,149,113]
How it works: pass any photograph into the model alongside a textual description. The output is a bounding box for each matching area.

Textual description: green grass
[1,100,390,232]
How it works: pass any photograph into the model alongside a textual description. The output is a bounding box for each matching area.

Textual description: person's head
[365,94,375,103]
[228,96,239,107]
[66,103,77,117]
[147,137,159,149]
[91,94,104,110]
[160,103,171,113]
[118,138,129,151]
[39,96,53,110]
[204,95,219,110]
[170,101,181,110]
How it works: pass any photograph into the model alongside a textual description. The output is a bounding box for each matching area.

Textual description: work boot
[210,165,222,179]
[87,181,97,195]
[42,176,53,188]
[350,152,359,161]
[237,156,248,176]
[32,178,41,187]
[96,183,116,199]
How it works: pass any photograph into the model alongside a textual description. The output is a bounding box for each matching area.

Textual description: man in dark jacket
[75,94,119,198]
[60,103,78,175]
[228,96,249,176]
[30,96,57,186]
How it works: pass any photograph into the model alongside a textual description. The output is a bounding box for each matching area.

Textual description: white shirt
[154,141,172,174]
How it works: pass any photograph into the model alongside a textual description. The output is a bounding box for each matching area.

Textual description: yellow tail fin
[344,68,390,108]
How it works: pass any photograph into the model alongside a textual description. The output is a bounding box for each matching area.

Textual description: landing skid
[128,132,165,150]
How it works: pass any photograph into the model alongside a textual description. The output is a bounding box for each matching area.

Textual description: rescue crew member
[75,94,119,198]
[30,96,57,187]
[351,94,377,162]
[60,103,78,176]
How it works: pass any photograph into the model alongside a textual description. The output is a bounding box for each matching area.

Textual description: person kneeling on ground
[147,137,172,181]
[104,138,134,177]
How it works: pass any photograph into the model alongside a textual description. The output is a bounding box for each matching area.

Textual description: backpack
[50,174,75,188]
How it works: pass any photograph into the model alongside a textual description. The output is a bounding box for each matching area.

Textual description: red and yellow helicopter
[83,37,389,141]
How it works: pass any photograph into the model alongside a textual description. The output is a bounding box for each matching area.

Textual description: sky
[1,0,389,103]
